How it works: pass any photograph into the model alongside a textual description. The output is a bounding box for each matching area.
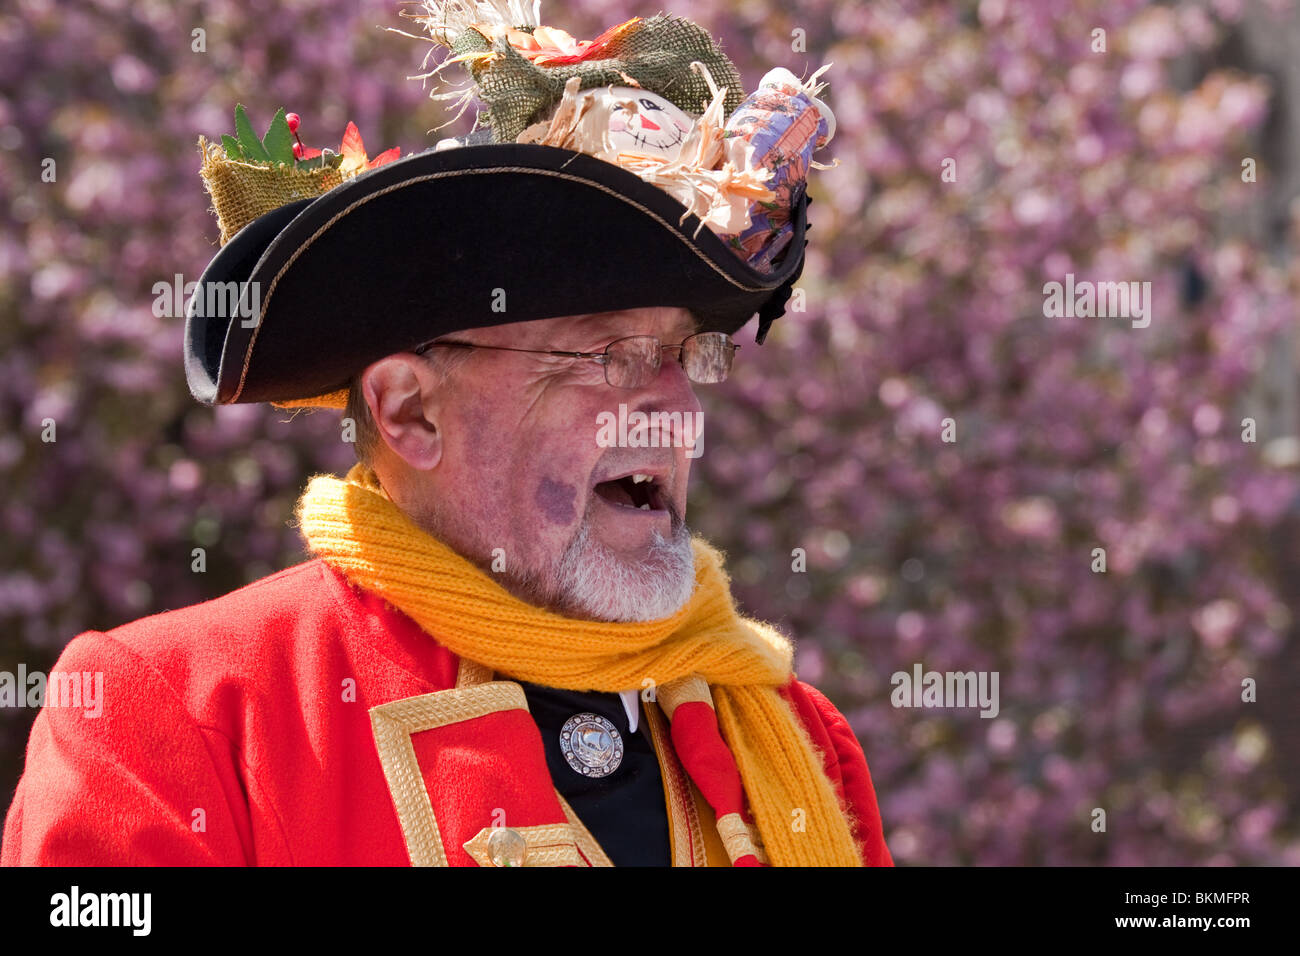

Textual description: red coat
[2,559,892,866]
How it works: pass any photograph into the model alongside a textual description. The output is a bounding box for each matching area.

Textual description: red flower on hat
[338,122,401,176]
[290,120,399,177]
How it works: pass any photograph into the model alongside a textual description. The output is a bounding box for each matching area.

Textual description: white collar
[618,689,640,733]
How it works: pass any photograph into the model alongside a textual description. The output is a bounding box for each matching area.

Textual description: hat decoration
[402,0,837,271]
[198,0,836,270]
[198,106,402,245]
[187,1,835,411]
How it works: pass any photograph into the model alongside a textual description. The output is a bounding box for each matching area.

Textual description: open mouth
[592,472,666,512]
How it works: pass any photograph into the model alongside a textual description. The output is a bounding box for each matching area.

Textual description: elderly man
[2,3,890,867]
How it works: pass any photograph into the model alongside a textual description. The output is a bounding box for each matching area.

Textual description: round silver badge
[559,712,624,778]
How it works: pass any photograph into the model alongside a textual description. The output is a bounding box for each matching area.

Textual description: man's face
[377,306,707,622]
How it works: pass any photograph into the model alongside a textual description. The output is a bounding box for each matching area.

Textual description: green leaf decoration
[233,104,270,163]
[221,134,242,160]
[262,108,295,166]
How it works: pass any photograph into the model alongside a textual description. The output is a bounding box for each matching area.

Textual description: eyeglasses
[413,331,739,389]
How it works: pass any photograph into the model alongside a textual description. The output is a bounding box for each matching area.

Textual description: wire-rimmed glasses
[414,331,739,388]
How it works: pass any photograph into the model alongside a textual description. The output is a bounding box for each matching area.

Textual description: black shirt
[516,680,672,866]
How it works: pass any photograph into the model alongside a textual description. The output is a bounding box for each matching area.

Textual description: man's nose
[639,350,703,416]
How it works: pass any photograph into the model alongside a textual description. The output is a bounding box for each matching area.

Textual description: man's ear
[361,354,445,471]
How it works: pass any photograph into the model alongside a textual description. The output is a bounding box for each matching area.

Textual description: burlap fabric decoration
[195,134,351,409]
[449,16,746,143]
[197,135,344,246]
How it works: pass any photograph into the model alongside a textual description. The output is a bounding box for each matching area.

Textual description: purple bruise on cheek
[534,477,577,526]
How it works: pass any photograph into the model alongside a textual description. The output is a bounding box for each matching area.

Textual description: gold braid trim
[657,674,713,719]
[716,812,768,865]
[369,682,529,866]
[462,824,585,867]
[644,700,707,865]
[270,388,349,410]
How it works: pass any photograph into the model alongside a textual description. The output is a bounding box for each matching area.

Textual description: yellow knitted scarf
[295,464,862,866]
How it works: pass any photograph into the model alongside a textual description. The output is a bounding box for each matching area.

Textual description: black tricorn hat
[184,141,810,408]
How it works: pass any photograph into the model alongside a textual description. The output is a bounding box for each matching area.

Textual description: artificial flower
[338,122,401,177]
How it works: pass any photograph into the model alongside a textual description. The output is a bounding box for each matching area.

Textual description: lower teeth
[639,503,650,510]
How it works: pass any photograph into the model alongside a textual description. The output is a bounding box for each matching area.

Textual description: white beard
[546,516,697,622]
[422,494,699,623]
